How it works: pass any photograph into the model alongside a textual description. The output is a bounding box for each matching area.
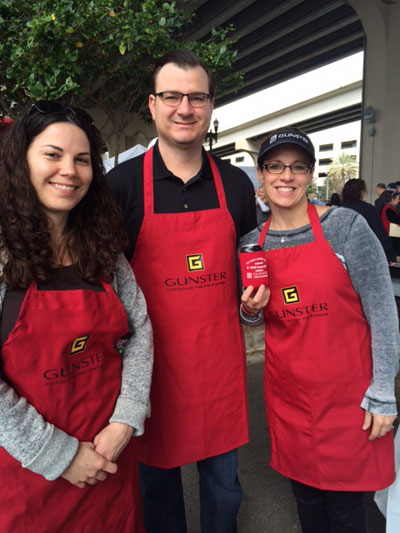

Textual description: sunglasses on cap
[27,101,95,125]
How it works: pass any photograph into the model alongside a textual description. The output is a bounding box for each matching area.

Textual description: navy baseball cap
[258,128,316,166]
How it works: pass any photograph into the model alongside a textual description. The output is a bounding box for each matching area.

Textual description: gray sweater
[240,206,399,416]
[0,254,153,480]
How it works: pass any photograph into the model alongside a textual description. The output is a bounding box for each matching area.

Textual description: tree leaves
[0,0,242,159]
[327,152,359,194]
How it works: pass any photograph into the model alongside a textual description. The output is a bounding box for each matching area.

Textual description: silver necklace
[279,229,294,243]
[270,220,297,243]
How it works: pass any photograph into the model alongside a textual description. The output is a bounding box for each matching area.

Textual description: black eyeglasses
[261,163,312,174]
[154,91,211,108]
[27,101,95,125]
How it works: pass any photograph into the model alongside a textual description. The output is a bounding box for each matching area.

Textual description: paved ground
[181,358,395,532]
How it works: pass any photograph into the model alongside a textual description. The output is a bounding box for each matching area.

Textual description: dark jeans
[139,449,242,533]
[290,479,366,533]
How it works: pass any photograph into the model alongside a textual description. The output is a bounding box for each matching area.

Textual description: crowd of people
[325,180,400,262]
[0,49,399,533]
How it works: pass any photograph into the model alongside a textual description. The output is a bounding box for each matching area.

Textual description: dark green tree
[0,0,241,160]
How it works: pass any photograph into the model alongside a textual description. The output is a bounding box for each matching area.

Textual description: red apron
[381,204,398,234]
[0,281,142,532]
[258,203,395,491]
[132,147,248,468]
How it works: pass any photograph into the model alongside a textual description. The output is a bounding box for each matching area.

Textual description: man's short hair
[376,182,386,189]
[151,49,216,99]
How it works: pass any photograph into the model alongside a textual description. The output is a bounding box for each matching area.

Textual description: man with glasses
[107,49,257,533]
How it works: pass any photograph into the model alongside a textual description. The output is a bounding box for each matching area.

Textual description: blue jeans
[139,449,242,533]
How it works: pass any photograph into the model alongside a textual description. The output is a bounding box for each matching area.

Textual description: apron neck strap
[143,148,227,214]
[307,202,325,242]
[143,147,155,216]
[258,202,325,248]
[258,215,271,248]
[205,152,227,209]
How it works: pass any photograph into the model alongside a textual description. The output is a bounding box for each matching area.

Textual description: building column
[347,0,400,200]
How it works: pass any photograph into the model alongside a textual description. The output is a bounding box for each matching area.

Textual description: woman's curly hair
[0,104,126,288]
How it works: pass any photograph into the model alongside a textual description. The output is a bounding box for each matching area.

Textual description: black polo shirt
[107,143,257,261]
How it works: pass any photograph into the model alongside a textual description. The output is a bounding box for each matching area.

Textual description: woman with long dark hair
[0,102,152,532]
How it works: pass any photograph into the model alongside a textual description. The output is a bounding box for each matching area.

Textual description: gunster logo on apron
[164,251,227,292]
[268,284,329,323]
[43,332,105,384]
[70,334,91,355]
[281,286,300,304]
[186,253,204,271]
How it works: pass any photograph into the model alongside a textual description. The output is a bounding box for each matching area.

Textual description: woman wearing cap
[240,126,399,532]
[0,101,153,532]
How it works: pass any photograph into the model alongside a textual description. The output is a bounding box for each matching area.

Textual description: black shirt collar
[153,141,213,183]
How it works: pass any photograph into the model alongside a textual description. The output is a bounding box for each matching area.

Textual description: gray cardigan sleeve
[341,212,399,415]
[0,254,153,480]
[109,253,153,435]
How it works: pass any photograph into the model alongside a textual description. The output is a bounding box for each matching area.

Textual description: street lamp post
[205,118,219,152]
[326,175,329,202]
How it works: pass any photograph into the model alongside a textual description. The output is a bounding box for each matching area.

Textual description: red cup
[239,244,269,288]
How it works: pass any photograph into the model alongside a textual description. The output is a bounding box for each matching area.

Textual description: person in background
[381,190,400,257]
[326,192,341,206]
[0,101,153,532]
[308,196,326,206]
[255,185,270,225]
[240,126,399,533]
[342,178,396,262]
[107,49,257,533]
[376,182,397,213]
[375,182,386,200]
[395,182,400,212]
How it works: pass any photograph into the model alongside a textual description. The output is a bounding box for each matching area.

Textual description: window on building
[318,158,332,166]
[341,140,357,149]
[319,143,333,152]
[318,172,327,177]
[235,156,245,163]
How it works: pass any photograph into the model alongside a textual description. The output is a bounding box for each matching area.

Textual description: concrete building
[102,1,400,204]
